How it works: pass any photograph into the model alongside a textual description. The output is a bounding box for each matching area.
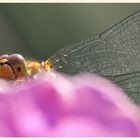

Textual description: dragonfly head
[0,54,28,80]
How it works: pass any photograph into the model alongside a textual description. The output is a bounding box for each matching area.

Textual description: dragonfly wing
[47,11,140,104]
[108,71,140,104]
[47,11,140,76]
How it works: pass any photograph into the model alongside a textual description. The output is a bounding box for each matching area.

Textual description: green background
[0,4,140,61]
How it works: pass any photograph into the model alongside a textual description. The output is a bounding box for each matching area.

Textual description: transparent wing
[47,11,140,104]
[105,71,140,104]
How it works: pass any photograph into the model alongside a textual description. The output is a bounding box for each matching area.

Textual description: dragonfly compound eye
[6,54,28,79]
[0,58,16,80]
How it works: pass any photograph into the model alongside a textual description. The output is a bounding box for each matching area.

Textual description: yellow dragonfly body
[0,54,51,80]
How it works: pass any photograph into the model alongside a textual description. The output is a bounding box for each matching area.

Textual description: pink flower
[0,72,140,137]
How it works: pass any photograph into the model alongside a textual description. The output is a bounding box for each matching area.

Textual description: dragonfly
[0,10,140,104]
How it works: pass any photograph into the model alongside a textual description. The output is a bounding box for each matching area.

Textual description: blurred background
[0,4,140,60]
